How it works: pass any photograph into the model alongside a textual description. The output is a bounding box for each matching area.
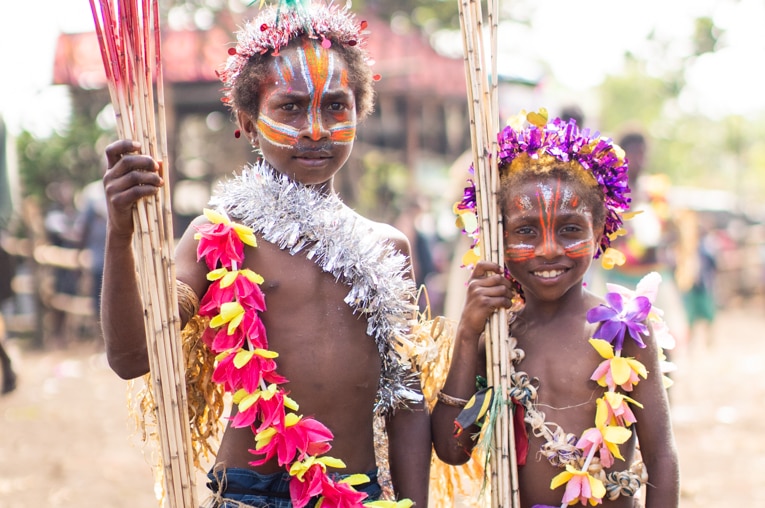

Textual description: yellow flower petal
[233,223,258,247]
[462,245,481,268]
[550,469,574,490]
[285,413,301,427]
[207,267,228,281]
[622,210,644,220]
[526,108,548,127]
[254,427,276,448]
[233,349,255,369]
[594,397,608,428]
[284,395,299,411]
[237,391,262,411]
[339,473,369,486]
[241,269,265,285]
[203,208,228,225]
[627,358,648,379]
[589,338,614,359]
[587,474,607,500]
[253,348,278,359]
[610,357,632,385]
[602,425,632,444]
[319,456,347,470]
[601,247,626,270]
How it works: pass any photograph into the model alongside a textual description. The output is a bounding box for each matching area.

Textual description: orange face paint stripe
[299,40,331,140]
[256,116,300,148]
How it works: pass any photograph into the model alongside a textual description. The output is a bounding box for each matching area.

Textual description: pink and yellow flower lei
[194,208,411,508]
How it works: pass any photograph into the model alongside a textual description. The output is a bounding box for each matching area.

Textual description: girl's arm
[630,327,680,508]
[431,261,514,465]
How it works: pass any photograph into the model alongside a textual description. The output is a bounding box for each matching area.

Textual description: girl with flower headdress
[431,112,679,507]
[99,2,430,507]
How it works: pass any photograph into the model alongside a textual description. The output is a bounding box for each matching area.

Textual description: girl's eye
[281,103,298,111]
[327,102,345,111]
[516,226,534,235]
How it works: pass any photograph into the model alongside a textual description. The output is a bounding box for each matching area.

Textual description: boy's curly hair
[219,2,375,121]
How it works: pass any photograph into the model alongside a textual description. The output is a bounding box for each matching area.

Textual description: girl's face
[503,176,598,303]
[237,39,357,189]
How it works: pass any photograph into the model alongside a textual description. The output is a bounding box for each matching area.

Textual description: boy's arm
[101,140,209,380]
[386,393,431,506]
[630,327,680,508]
[101,140,162,379]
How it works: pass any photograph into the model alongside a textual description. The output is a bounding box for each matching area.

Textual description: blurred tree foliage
[16,89,112,204]
[598,14,765,205]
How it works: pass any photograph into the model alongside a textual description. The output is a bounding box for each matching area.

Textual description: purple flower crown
[218,2,371,108]
[458,112,631,257]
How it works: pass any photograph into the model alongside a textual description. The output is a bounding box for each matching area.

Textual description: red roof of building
[53,15,466,99]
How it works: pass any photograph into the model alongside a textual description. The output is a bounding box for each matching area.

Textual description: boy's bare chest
[240,240,380,381]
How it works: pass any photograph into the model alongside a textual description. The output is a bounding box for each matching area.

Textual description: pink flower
[289,463,328,508]
[212,349,287,393]
[550,465,606,506]
[195,221,245,270]
[250,414,334,467]
[576,427,615,469]
[602,391,640,428]
[230,384,293,430]
[314,476,368,508]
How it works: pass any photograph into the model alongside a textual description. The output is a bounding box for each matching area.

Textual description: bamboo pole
[89,1,197,506]
[456,0,520,506]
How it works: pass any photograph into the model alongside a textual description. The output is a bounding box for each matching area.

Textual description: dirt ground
[1,301,764,507]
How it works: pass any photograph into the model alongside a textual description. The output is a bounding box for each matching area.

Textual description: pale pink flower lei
[512,273,675,508]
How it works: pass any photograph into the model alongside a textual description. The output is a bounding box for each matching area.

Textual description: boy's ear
[236,110,259,147]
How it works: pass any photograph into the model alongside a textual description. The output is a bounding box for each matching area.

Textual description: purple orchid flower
[586,291,650,351]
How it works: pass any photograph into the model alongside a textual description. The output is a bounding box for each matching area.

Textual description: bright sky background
[1,0,764,137]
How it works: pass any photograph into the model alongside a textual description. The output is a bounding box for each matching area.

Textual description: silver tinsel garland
[209,161,422,414]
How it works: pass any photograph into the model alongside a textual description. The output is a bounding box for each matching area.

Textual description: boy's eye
[327,102,345,111]
[281,103,298,111]
[515,226,535,235]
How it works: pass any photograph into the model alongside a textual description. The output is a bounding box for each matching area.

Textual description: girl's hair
[231,36,375,121]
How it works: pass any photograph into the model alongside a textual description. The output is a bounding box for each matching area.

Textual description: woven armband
[437,391,469,408]
[177,280,200,323]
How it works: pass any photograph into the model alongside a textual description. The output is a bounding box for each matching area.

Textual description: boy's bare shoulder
[353,212,411,253]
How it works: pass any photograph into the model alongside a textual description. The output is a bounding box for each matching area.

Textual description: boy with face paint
[431,115,679,508]
[100,4,430,507]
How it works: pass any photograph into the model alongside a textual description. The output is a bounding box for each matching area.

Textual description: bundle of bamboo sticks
[456,0,520,506]
[89,1,197,506]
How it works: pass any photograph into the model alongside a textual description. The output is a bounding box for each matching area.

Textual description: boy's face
[238,40,357,187]
[503,177,598,302]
